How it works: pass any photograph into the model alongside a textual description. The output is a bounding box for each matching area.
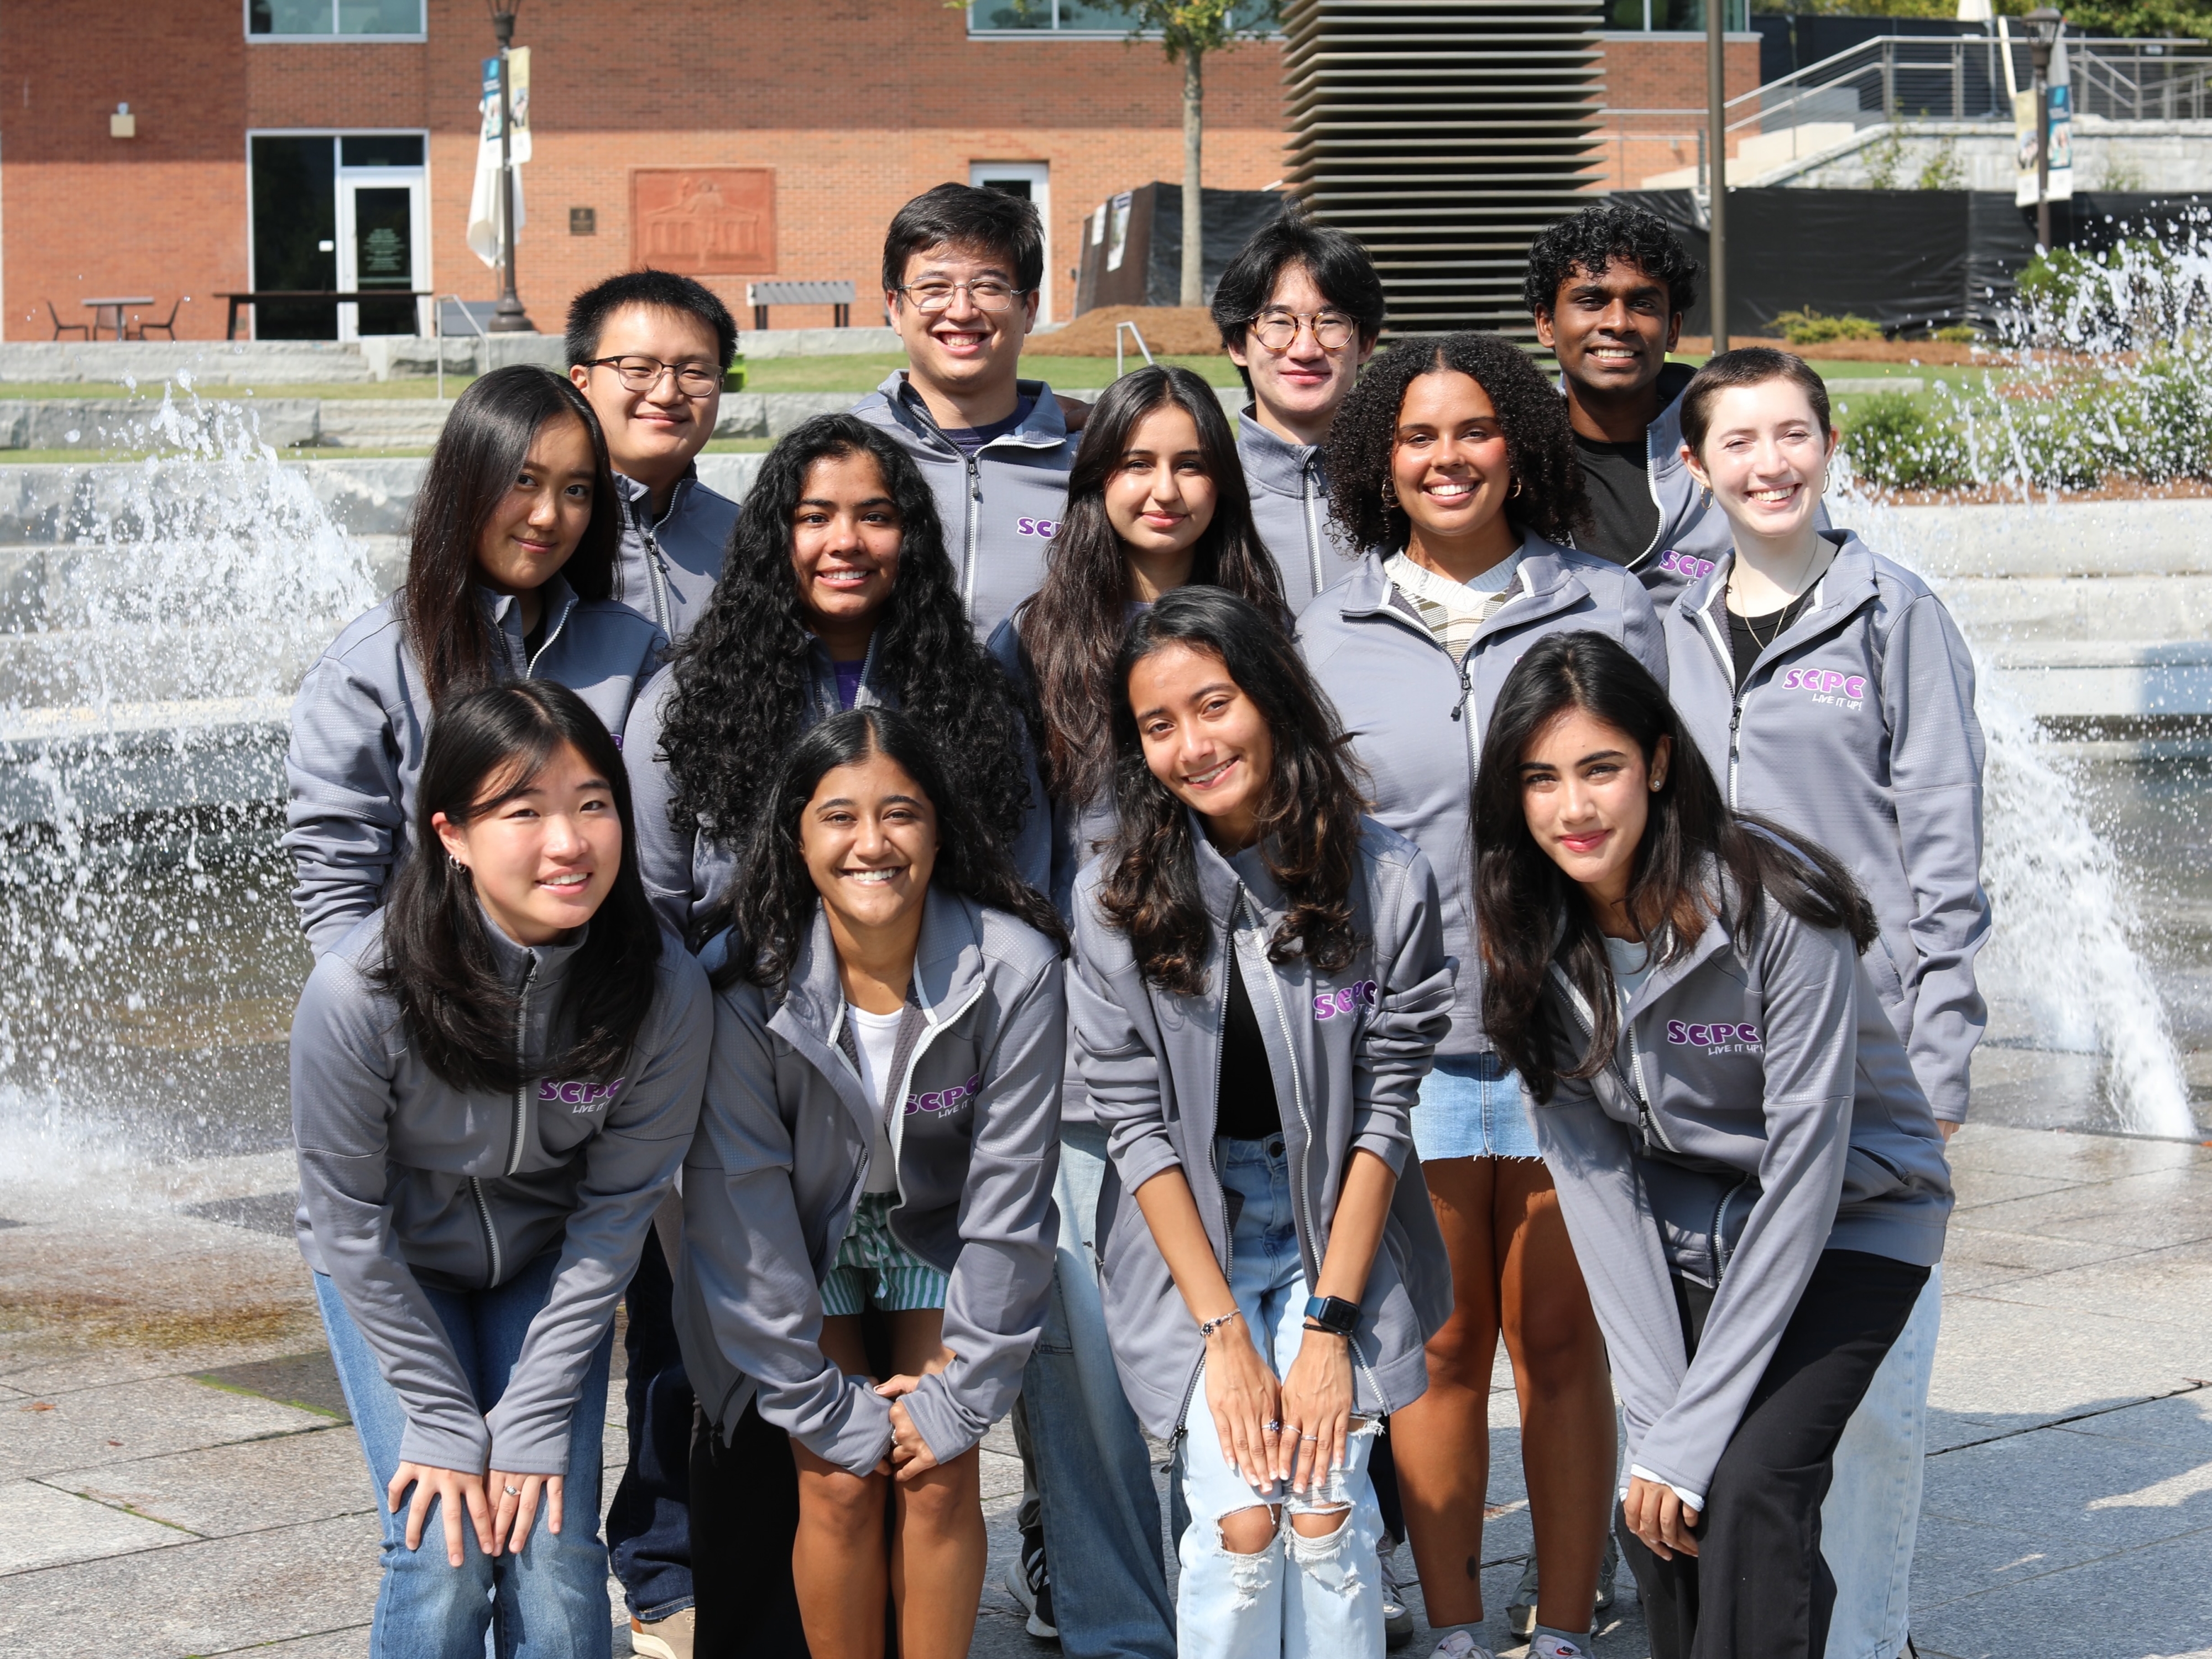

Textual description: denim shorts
[820,1193,948,1316]
[1410,1052,1541,1162]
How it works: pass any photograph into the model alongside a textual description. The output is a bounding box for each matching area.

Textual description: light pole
[487,0,534,332]
[1706,0,1729,352]
[2026,7,2063,252]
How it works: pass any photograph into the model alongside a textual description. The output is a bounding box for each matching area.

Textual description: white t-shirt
[848,1004,906,1194]
[1603,935,1656,1006]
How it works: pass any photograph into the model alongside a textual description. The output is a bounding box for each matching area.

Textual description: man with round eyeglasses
[1210,216,1385,613]
[568,270,744,644]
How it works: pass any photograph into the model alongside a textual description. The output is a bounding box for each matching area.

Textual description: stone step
[1939,574,2212,643]
[1875,498,2212,578]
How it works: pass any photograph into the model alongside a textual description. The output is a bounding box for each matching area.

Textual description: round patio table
[82,298,154,342]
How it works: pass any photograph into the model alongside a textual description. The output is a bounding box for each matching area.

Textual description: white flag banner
[466,51,529,268]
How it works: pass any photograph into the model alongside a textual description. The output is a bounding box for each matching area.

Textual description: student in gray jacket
[1302,332,1662,1659]
[1665,349,1986,1659]
[1210,214,1387,613]
[625,413,1046,941]
[1473,632,1952,1659]
[285,367,666,958]
[851,185,1081,639]
[675,706,1066,1659]
[567,269,744,647]
[293,680,709,1659]
[1069,590,1455,1659]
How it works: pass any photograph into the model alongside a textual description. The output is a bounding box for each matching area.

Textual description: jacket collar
[1680,529,1881,682]
[478,573,580,670]
[475,899,589,995]
[1645,361,1698,485]
[613,465,699,529]
[803,629,889,719]
[773,886,989,1053]
[1187,812,1290,930]
[874,368,1071,456]
[1551,858,1740,1028]
[1236,409,1324,498]
[1333,537,1593,638]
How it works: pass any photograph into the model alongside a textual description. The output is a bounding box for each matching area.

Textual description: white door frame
[969,160,1052,324]
[336,165,431,340]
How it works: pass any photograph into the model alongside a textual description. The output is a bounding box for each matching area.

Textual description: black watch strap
[1304,1294,1359,1335]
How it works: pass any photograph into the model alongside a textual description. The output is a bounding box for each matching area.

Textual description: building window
[1605,0,1747,29]
[248,0,426,39]
[968,0,1277,35]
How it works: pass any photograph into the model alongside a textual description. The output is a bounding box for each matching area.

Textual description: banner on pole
[2013,29,2073,206]
[467,50,530,268]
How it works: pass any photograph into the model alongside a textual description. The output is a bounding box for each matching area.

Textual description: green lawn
[739,352,1241,395]
[0,378,478,401]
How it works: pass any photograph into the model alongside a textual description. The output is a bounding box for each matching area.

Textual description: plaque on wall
[630,168,776,274]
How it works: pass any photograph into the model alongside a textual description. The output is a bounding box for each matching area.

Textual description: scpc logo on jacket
[1780,666,1869,709]
[1313,980,1380,1021]
[1665,1020,1762,1054]
[537,1077,627,1112]
[905,1073,983,1117]
[1658,550,1715,581]
[1014,517,1060,539]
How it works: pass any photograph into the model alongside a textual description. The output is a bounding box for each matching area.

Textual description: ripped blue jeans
[1177,1135,1384,1659]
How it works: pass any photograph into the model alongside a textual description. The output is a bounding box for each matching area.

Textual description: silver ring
[503,1485,522,1496]
[1300,1433,1319,1441]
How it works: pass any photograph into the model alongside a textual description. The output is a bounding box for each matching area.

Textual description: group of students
[283,184,1987,1659]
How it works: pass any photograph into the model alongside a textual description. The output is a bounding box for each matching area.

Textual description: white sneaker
[1528,1635,1590,1659]
[1427,1632,1496,1659]
[1380,1543,1416,1647]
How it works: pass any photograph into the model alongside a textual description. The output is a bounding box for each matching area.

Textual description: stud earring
[1699,484,1713,509]
[1509,476,1524,498]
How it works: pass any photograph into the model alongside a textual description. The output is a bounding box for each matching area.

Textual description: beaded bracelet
[1198,1308,1244,1338]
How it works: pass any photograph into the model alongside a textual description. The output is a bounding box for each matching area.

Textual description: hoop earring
[1509,476,1524,499]
[1381,476,1398,506]
[447,854,469,877]
[1699,484,1713,509]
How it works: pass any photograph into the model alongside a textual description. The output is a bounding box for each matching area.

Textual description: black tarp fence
[1073,183,1286,314]
[1616,187,2212,335]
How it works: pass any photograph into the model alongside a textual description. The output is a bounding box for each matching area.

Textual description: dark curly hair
[1013,364,1287,812]
[1098,588,1366,998]
[1324,333,1589,552]
[658,413,1035,863]
[1522,200,1700,321]
[711,706,1065,992]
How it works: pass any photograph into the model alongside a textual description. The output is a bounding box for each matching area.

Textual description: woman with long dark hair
[291,679,710,1658]
[286,364,666,956]
[1300,332,1665,1659]
[1474,630,1952,1659]
[1071,588,1454,1659]
[1663,348,1986,1659]
[627,412,1044,940]
[676,707,1066,1659]
[982,363,1290,1655]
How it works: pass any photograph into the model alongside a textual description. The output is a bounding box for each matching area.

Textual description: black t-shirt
[941,394,1037,458]
[1726,592,1814,687]
[1214,952,1281,1141]
[1573,432,1661,566]
[522,610,547,665]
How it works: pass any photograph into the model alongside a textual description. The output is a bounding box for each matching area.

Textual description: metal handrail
[1114,321,1155,379]
[434,294,491,403]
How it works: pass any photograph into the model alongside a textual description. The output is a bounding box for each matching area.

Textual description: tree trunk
[1181,47,1204,307]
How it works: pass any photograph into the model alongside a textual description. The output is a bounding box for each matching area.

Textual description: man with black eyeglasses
[1209,215,1386,614]
[568,269,743,644]
[853,183,1080,639]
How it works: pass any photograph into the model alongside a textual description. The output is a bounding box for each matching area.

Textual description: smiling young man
[1210,215,1385,613]
[851,184,1079,639]
[1525,203,1723,609]
[568,270,743,644]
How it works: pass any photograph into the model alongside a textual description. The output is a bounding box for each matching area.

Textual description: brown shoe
[631,1608,696,1659]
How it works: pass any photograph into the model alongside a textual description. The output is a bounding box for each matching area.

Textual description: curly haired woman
[1298,333,1667,1659]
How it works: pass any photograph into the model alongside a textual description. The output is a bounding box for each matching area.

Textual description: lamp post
[2026,7,2063,252]
[1707,0,1729,352]
[487,0,534,332]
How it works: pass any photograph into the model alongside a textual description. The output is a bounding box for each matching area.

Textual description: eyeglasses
[897,279,1030,314]
[1249,310,1358,352]
[585,356,722,397]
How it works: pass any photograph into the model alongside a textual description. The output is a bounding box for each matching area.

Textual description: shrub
[1838,391,1971,490]
[1772,307,1884,345]
[1934,324,1979,343]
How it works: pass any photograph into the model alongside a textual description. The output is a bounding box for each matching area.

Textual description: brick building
[0,1,1750,343]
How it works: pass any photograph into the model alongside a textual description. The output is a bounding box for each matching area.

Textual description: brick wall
[1590,33,1763,192]
[1,0,1288,341]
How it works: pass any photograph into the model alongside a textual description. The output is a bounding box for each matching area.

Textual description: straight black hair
[378,679,665,1094]
[712,706,1065,991]
[404,366,620,708]
[660,411,1036,884]
[1522,200,1701,322]
[1209,212,1388,393]
[881,182,1046,296]
[565,267,739,371]
[1013,363,1287,811]
[1098,587,1367,997]
[1679,347,1833,460]
[1473,631,1876,1102]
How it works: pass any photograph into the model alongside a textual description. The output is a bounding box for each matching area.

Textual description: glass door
[337,168,428,338]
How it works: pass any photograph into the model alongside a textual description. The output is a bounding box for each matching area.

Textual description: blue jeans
[1177,1136,1384,1659]
[1413,1052,1541,1161]
[607,1225,695,1621]
[315,1259,615,1659]
[1021,1121,1178,1659]
[1821,1265,1942,1659]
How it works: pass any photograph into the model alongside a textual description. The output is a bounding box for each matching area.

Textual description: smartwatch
[1303,1295,1359,1336]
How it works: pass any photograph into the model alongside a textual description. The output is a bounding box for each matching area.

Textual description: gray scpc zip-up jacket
[290,912,710,1476]
[1237,410,1359,615]
[677,894,1065,1474]
[1069,817,1457,1439]
[849,371,1079,639]
[284,576,667,957]
[1298,540,1667,1058]
[1664,531,1989,1121]
[609,467,741,645]
[622,645,1052,941]
[1530,874,1952,1506]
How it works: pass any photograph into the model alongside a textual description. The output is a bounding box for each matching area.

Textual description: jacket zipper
[1692,598,1745,806]
[1708,1174,1756,1284]
[962,455,983,611]
[476,954,538,1285]
[1550,962,1678,1156]
[470,1178,502,1286]
[525,597,576,676]
[1301,460,1324,599]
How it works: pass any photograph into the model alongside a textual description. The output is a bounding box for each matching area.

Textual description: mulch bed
[1045,306,1227,356]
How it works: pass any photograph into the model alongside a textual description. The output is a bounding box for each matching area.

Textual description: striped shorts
[820,1193,948,1317]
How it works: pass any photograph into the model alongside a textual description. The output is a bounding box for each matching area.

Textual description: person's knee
[1287,1503,1349,1541]
[1217,1503,1279,1555]
[1504,1297,1605,1385]
[802,1469,885,1542]
[898,1453,982,1533]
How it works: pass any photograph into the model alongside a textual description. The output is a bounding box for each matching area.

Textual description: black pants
[690,1396,810,1659]
[607,1229,696,1618]
[1620,1249,1929,1659]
